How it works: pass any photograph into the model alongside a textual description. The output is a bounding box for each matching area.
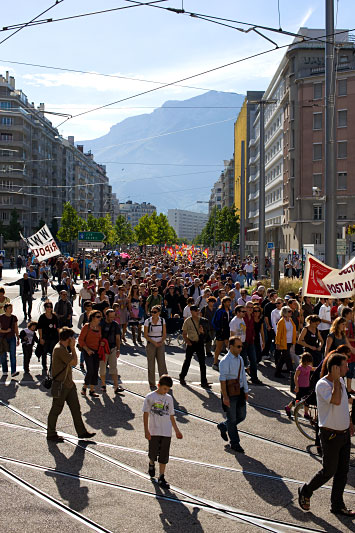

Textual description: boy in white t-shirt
[143,374,183,489]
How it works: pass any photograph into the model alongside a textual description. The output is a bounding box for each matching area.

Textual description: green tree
[50,217,59,238]
[196,206,218,247]
[57,202,86,242]
[114,215,134,245]
[6,209,23,241]
[134,214,156,245]
[153,213,174,249]
[216,206,239,244]
[35,218,46,232]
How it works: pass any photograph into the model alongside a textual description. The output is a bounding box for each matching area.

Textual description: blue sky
[1,0,353,141]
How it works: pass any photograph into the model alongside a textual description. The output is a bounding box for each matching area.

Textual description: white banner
[302,253,355,298]
[20,224,61,261]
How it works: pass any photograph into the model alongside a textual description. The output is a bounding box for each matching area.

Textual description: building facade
[208,176,223,213]
[119,200,156,229]
[0,72,115,237]
[168,209,208,241]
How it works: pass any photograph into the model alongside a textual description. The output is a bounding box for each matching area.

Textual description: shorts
[346,361,355,379]
[295,386,311,402]
[99,347,118,376]
[148,435,171,464]
[215,331,230,342]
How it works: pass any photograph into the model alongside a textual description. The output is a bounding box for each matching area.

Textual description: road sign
[78,241,105,249]
[221,241,231,254]
[78,231,105,242]
[0,250,5,257]
[337,238,346,255]
[267,242,274,249]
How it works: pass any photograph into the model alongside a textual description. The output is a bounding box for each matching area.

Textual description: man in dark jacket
[54,290,73,327]
[6,273,38,319]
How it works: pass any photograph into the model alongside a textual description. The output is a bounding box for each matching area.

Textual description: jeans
[246,273,253,287]
[180,341,207,384]
[222,394,247,446]
[0,337,17,374]
[22,293,32,317]
[84,351,99,386]
[303,428,350,510]
[242,343,258,380]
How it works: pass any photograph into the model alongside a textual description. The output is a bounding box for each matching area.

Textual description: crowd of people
[0,249,354,511]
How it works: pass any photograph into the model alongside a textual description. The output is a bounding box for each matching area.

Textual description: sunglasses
[288,311,293,314]
[253,310,261,313]
[45,305,53,308]
[240,310,246,313]
[94,314,102,318]
[235,345,243,348]
[151,310,158,314]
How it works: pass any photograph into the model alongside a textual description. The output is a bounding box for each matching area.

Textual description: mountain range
[80,90,245,213]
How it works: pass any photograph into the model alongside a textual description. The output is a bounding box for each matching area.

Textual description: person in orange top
[275,306,296,378]
[78,310,102,397]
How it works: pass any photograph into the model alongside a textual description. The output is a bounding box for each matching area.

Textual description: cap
[284,295,291,300]
[251,295,261,301]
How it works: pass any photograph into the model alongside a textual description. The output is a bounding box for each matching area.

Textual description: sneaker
[89,391,99,398]
[158,475,170,489]
[78,431,96,439]
[47,435,65,443]
[217,422,228,442]
[179,377,187,386]
[230,443,245,453]
[148,463,155,478]
[251,378,263,385]
[212,363,219,371]
[11,371,19,377]
[115,385,125,393]
[285,405,292,418]
[200,382,212,389]
[101,385,107,392]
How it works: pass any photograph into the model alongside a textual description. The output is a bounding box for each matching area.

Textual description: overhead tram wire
[54,25,355,129]
[0,1,167,33]
[0,0,64,47]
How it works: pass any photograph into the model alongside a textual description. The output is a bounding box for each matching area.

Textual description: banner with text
[303,254,355,298]
[20,224,60,261]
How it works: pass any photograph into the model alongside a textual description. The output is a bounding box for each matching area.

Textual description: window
[337,172,347,190]
[313,233,322,245]
[313,174,322,189]
[313,113,322,130]
[338,79,347,96]
[337,141,347,159]
[0,133,12,141]
[338,110,347,127]
[337,204,347,220]
[290,129,295,148]
[290,101,295,120]
[339,55,348,64]
[290,158,295,177]
[1,117,12,125]
[313,143,322,160]
[0,101,11,109]
[314,83,322,99]
[313,205,323,220]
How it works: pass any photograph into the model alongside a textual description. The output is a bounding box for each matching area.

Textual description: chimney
[38,103,45,112]
[68,135,74,145]
[9,76,15,89]
[77,144,84,153]
[5,71,9,82]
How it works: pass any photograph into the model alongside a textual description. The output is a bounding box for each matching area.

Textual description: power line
[0,1,64,47]
[0,1,166,33]
[98,162,222,166]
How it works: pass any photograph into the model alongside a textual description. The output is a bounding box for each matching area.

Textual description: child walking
[143,374,182,489]
[285,352,315,418]
[19,321,38,374]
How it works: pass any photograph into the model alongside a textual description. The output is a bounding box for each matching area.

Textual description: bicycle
[294,400,318,441]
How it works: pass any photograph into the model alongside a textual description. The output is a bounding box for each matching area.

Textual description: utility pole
[324,0,337,267]
[240,140,245,259]
[259,103,265,277]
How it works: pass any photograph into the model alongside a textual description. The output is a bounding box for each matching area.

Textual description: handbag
[51,364,69,398]
[0,336,9,353]
[42,366,63,390]
[226,357,242,396]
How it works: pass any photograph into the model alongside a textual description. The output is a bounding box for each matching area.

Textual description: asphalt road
[0,267,354,533]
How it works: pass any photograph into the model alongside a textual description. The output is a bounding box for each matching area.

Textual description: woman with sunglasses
[114,286,128,342]
[37,302,59,373]
[128,285,143,344]
[275,306,296,378]
[78,310,102,397]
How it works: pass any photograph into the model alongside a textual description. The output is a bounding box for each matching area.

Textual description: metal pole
[324,0,337,267]
[258,103,265,277]
[240,140,245,259]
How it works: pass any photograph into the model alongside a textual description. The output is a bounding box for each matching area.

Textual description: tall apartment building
[208,176,223,213]
[0,72,114,236]
[208,159,235,214]
[245,28,355,260]
[119,200,156,228]
[168,209,208,241]
[282,28,355,259]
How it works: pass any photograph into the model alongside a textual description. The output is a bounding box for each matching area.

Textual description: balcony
[249,155,258,165]
[248,138,256,148]
[248,209,259,219]
[248,191,259,201]
[248,171,259,183]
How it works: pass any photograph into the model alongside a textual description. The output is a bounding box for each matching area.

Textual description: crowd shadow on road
[235,454,343,533]
[169,390,190,425]
[83,392,135,436]
[151,480,203,533]
[183,384,221,416]
[46,441,89,512]
[0,375,18,403]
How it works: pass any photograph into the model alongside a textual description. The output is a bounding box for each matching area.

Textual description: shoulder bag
[51,364,70,398]
[226,357,242,396]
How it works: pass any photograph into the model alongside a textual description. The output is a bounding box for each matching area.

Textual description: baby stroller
[165,316,184,346]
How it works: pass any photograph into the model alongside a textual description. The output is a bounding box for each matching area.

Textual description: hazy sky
[1,1,353,141]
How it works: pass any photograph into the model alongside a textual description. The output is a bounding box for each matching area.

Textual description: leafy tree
[35,218,46,232]
[114,215,134,245]
[134,214,156,245]
[50,217,59,238]
[216,206,239,243]
[6,209,23,241]
[153,213,173,249]
[57,202,86,242]
[86,213,116,245]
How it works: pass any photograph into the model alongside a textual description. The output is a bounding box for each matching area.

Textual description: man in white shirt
[298,353,354,516]
[229,306,246,342]
[237,289,252,306]
[271,299,284,333]
[318,299,332,348]
[245,261,254,287]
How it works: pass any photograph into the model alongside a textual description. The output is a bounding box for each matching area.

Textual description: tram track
[0,419,354,497]
[0,399,327,533]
